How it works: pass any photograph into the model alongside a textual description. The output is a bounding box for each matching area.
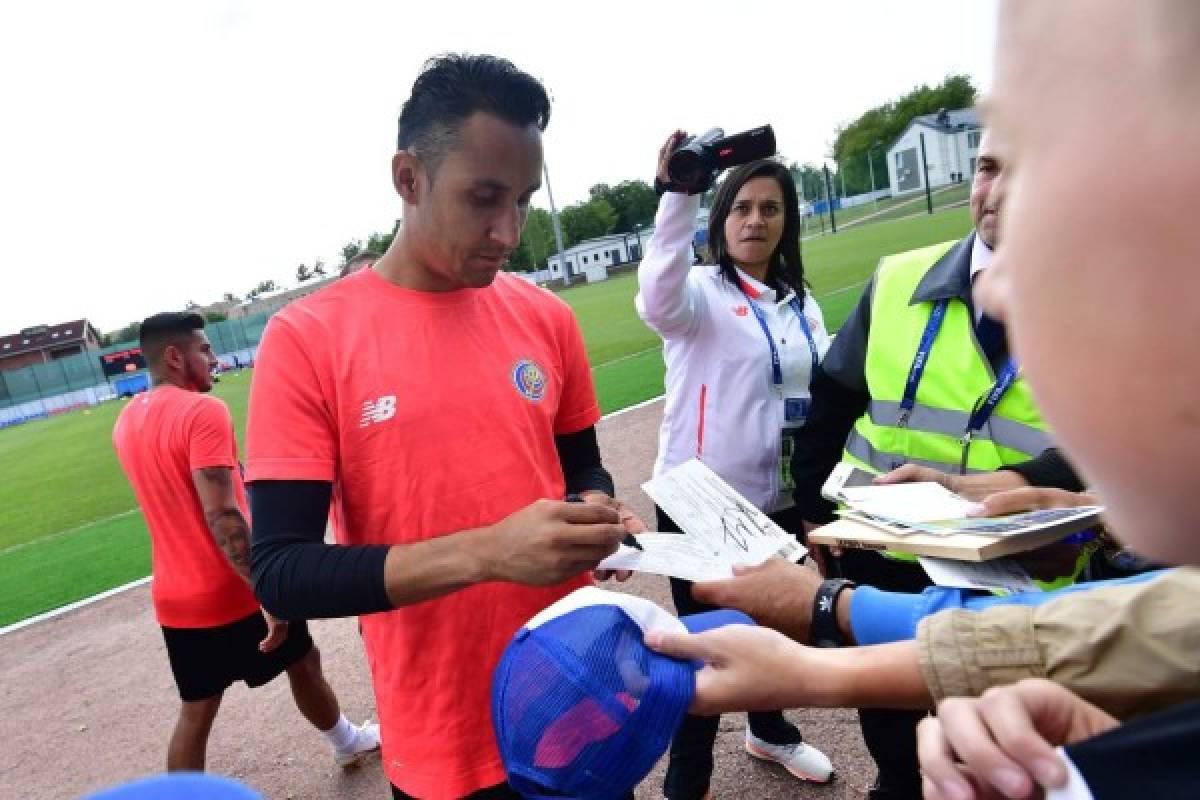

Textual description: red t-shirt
[113,386,259,628]
[245,269,601,798]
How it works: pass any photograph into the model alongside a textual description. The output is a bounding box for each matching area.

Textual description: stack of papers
[808,477,1103,579]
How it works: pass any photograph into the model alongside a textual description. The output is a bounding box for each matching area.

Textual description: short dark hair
[139,311,205,367]
[396,53,551,174]
[707,160,807,294]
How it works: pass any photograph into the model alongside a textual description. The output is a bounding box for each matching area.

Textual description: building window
[967,130,981,148]
[22,339,29,345]
[2,343,10,349]
[65,329,73,335]
[895,152,903,170]
[582,255,588,264]
[52,332,59,338]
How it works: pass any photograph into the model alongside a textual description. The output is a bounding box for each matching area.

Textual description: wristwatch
[809,579,856,648]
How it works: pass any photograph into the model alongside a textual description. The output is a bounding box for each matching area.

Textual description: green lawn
[802,182,970,237]
[0,205,972,627]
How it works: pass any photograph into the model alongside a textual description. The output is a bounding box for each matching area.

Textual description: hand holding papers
[598,460,806,582]
[837,482,975,524]
[808,467,1103,562]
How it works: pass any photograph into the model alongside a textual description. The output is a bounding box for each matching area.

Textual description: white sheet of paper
[598,534,746,582]
[917,555,1041,593]
[603,459,805,581]
[839,482,974,523]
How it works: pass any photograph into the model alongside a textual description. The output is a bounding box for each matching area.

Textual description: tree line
[829,73,978,198]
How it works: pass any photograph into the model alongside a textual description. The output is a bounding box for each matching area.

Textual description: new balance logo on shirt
[360,395,397,427]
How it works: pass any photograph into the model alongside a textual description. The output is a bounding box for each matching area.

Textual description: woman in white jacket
[636,131,835,799]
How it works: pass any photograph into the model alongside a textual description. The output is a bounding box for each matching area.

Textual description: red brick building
[0,320,102,372]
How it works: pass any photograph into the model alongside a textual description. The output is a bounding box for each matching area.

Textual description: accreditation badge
[784,397,809,424]
[779,396,809,493]
[779,427,799,492]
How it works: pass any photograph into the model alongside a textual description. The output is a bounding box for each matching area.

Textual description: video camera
[666,124,777,195]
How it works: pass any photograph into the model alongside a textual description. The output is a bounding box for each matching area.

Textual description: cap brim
[680,608,754,634]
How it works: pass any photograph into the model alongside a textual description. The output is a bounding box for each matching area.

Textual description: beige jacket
[916,568,1200,719]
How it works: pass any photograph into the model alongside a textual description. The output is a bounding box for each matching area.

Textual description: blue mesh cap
[492,587,752,800]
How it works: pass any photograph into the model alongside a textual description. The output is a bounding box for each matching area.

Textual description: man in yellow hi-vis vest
[788,131,1091,800]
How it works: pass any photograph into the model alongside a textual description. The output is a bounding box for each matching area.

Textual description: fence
[0,311,272,428]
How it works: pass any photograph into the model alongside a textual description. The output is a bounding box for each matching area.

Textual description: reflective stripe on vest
[862,399,1052,464]
[844,428,987,476]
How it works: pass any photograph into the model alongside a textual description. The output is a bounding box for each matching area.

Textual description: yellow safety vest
[841,240,1090,590]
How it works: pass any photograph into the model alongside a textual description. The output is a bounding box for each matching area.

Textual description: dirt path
[0,399,875,799]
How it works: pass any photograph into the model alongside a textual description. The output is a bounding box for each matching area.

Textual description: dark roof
[888,107,982,152]
[913,108,981,133]
[0,319,98,358]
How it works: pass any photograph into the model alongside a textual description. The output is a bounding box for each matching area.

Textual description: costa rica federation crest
[511,359,547,402]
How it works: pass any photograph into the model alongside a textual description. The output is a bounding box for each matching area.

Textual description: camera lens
[667,149,708,189]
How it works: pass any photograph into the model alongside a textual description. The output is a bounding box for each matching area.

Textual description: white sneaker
[335,721,381,769]
[744,730,835,783]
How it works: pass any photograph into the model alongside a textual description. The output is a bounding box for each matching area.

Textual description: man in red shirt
[246,55,638,800]
[113,312,379,773]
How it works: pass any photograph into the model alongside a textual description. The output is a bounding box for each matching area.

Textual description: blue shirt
[849,570,1167,646]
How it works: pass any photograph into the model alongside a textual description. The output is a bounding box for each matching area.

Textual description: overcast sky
[0,0,998,332]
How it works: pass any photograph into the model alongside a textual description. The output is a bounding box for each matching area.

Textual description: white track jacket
[636,192,831,512]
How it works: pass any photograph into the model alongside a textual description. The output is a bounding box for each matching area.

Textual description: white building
[886,108,982,197]
[546,229,656,283]
[545,208,710,284]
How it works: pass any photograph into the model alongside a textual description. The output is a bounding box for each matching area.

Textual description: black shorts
[161,611,313,703]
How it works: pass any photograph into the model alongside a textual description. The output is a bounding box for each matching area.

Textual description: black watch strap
[809,579,856,648]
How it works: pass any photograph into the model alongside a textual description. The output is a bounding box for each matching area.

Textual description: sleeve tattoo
[198,467,253,583]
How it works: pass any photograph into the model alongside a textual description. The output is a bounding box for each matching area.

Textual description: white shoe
[744,730,834,783]
[335,721,381,769]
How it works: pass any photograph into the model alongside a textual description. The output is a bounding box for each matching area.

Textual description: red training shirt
[113,386,259,628]
[245,268,600,798]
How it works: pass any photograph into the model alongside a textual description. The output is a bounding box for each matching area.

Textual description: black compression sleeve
[249,480,392,620]
[554,426,615,497]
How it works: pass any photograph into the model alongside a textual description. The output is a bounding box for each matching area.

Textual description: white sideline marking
[0,397,671,636]
[591,346,660,370]
[0,509,139,557]
[598,393,664,420]
[0,576,151,637]
[819,280,869,300]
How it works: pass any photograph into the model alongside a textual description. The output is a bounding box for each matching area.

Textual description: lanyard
[960,357,1019,473]
[741,283,819,389]
[899,299,949,425]
[898,299,1020,474]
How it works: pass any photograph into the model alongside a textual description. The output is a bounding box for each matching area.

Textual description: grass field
[0,205,971,627]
